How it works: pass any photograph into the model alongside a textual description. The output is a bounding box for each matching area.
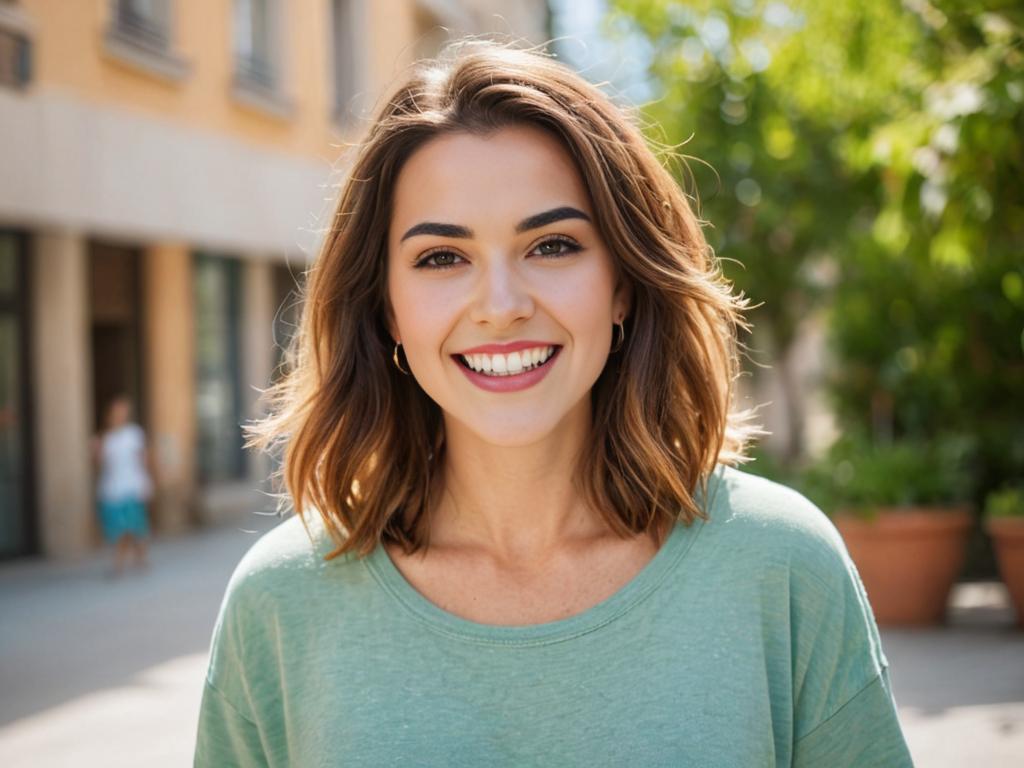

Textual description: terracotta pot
[833,507,972,626]
[984,517,1024,628]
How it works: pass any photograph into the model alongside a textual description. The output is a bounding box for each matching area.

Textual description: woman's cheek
[395,285,462,363]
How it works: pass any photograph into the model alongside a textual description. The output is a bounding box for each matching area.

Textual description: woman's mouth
[454,345,559,377]
[451,345,562,392]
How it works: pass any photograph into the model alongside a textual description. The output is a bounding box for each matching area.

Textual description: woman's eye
[532,237,582,258]
[415,250,464,270]
[414,237,581,270]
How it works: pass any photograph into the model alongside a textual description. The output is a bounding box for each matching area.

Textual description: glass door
[194,253,246,483]
[0,232,33,558]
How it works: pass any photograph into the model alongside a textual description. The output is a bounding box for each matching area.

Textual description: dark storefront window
[194,253,246,483]
[0,231,33,557]
[89,243,144,433]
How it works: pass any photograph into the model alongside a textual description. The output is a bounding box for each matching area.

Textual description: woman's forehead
[389,125,592,237]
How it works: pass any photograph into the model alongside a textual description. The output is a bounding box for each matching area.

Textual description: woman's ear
[383,299,400,345]
[613,276,633,324]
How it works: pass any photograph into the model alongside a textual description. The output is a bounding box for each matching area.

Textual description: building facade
[0,0,549,559]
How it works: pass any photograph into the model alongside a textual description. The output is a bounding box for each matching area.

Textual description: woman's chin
[444,412,562,450]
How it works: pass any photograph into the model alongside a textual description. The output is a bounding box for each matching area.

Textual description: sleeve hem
[204,675,260,728]
[794,666,889,744]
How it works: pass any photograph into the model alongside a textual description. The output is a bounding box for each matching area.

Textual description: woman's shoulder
[203,514,376,728]
[219,512,366,610]
[700,465,882,652]
[703,463,850,574]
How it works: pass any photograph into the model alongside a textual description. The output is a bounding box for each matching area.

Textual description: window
[0,2,32,90]
[234,0,276,92]
[112,0,171,51]
[330,0,358,121]
[88,243,144,434]
[231,0,291,116]
[104,0,187,81]
[0,231,33,558]
[194,254,246,484]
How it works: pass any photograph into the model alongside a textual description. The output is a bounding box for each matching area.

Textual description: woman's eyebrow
[399,206,591,243]
[515,206,592,233]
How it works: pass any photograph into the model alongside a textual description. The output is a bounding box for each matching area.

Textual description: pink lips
[453,345,562,393]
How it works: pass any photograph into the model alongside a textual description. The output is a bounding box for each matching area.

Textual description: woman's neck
[430,401,612,564]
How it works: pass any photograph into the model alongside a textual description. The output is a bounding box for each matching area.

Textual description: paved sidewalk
[0,519,1022,767]
[0,516,279,768]
[882,583,1024,767]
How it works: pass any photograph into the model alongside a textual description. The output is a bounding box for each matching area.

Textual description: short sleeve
[195,679,269,767]
[793,668,914,767]
[194,566,274,766]
[787,512,914,766]
[192,519,320,766]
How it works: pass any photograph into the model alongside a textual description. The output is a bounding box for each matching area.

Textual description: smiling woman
[195,39,914,767]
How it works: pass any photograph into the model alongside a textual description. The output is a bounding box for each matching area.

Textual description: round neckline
[363,469,722,647]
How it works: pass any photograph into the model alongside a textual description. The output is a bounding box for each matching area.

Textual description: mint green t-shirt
[195,466,914,767]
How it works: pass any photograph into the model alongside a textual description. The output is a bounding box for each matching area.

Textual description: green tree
[611,0,1024,498]
[829,2,1024,496]
[609,0,927,459]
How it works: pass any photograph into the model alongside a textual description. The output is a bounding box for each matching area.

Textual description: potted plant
[800,433,973,626]
[984,487,1024,628]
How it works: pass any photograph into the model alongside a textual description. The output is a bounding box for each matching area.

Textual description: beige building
[0,0,549,560]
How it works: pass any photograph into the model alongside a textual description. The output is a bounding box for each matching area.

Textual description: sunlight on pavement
[901,703,1024,768]
[0,653,208,768]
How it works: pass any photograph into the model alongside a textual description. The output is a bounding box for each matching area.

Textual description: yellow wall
[22,0,422,158]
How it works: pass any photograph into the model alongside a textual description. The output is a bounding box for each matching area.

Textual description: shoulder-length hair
[249,39,761,559]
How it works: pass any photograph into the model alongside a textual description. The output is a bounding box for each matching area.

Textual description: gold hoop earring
[392,343,410,375]
[611,322,626,353]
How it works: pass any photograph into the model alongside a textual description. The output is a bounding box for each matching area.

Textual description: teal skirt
[99,498,150,543]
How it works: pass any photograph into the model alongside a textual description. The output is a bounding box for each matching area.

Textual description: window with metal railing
[230,0,292,117]
[0,1,31,90]
[233,0,276,92]
[111,0,171,52]
[103,0,187,82]
[0,26,29,89]
[330,0,357,122]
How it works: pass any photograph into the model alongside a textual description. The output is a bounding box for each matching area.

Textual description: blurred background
[0,0,1021,766]
[0,0,553,560]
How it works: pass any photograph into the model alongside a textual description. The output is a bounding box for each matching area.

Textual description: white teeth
[459,346,557,376]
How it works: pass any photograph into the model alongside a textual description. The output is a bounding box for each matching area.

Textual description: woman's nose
[467,259,535,329]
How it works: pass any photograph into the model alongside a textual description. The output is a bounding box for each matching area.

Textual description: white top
[97,423,153,503]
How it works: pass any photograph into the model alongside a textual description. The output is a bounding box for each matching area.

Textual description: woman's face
[386,124,630,447]
[107,398,131,430]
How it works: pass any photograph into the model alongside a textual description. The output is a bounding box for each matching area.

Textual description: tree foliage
[611,0,1024,498]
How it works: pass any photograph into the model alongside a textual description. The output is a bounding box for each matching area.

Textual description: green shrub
[798,432,973,519]
[985,487,1024,519]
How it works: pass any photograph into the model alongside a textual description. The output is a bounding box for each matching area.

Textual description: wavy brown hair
[248,39,762,559]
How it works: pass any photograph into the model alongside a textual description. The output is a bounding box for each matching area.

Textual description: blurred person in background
[91,394,153,577]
